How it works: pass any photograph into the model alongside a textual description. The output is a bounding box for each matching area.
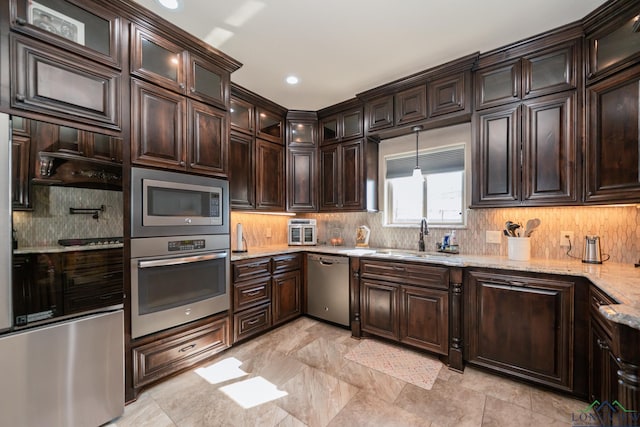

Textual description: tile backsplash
[12,186,123,247]
[232,205,640,265]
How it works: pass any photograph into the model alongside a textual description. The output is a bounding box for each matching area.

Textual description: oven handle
[138,252,228,269]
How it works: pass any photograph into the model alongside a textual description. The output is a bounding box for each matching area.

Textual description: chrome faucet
[418,218,428,252]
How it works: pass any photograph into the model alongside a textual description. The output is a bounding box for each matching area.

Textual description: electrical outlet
[266,227,272,238]
[560,231,574,247]
[486,230,502,244]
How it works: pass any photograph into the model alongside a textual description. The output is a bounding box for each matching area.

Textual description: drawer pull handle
[244,290,261,297]
[246,318,260,325]
[15,17,27,25]
[509,281,527,287]
[99,294,114,300]
[596,338,609,351]
[179,344,196,353]
[15,94,25,102]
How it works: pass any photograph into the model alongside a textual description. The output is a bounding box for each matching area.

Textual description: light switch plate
[486,230,502,244]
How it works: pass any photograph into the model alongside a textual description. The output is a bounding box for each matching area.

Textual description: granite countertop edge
[232,244,640,330]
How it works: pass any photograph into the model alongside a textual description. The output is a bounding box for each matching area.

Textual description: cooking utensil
[524,218,541,237]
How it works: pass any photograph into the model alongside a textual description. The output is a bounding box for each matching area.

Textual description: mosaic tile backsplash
[12,186,123,248]
[232,205,640,265]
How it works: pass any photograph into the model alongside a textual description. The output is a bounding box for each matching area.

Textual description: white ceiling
[132,0,607,111]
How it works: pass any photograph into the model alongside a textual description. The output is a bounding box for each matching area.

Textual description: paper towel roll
[236,223,243,251]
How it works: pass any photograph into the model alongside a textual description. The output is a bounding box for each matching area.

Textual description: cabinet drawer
[272,254,301,275]
[590,286,617,337]
[233,276,271,312]
[233,303,271,343]
[133,318,229,388]
[233,257,271,282]
[360,259,449,289]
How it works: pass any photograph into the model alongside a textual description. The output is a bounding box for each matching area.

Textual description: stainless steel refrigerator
[0,113,125,427]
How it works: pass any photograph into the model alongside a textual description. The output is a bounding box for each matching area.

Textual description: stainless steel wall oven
[130,234,230,339]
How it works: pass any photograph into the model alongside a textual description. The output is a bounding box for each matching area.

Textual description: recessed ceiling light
[156,0,181,10]
[286,75,299,85]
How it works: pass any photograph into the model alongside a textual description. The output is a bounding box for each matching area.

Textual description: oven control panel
[168,239,206,251]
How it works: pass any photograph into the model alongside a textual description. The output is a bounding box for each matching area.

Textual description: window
[385,144,465,227]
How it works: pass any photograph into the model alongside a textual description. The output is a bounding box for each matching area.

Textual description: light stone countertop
[232,244,640,331]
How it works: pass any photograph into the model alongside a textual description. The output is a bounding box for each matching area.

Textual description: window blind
[385,146,465,179]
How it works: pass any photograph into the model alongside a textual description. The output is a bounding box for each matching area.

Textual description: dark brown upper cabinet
[472,91,577,207]
[9,0,122,69]
[10,34,121,131]
[131,78,227,177]
[286,111,318,212]
[475,41,578,110]
[395,85,427,126]
[319,107,363,145]
[428,71,470,119]
[131,24,229,110]
[255,138,285,210]
[229,131,255,210]
[584,2,640,83]
[230,97,254,135]
[585,63,640,204]
[256,107,283,144]
[365,95,394,133]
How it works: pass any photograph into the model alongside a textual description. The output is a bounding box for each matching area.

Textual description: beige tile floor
[109,317,589,427]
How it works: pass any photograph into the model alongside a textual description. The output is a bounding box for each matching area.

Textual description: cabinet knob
[179,161,185,167]
[179,83,185,89]
[15,94,25,102]
[190,163,196,168]
[190,87,196,93]
[15,17,27,25]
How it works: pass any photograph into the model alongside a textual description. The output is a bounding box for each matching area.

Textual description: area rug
[344,339,442,390]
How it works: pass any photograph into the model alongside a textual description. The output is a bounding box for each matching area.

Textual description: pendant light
[412,125,424,181]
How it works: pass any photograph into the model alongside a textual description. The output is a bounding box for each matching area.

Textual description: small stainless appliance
[130,234,230,338]
[582,235,604,264]
[131,167,229,237]
[288,219,316,246]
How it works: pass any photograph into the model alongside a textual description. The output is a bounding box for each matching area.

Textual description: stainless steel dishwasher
[307,254,350,327]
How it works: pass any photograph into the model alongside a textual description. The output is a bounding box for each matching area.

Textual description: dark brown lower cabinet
[132,316,229,388]
[360,259,449,355]
[231,254,302,343]
[589,319,620,426]
[465,270,575,392]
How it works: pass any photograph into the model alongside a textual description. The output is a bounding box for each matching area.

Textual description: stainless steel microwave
[131,167,229,237]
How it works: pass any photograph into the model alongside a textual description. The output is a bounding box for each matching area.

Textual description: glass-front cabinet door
[587,11,640,81]
[187,54,229,109]
[131,24,186,94]
[256,107,283,144]
[10,0,121,68]
[230,98,253,134]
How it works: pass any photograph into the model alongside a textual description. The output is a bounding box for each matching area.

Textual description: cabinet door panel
[10,0,122,68]
[395,85,427,125]
[230,98,254,134]
[131,79,184,169]
[11,34,121,130]
[473,104,520,205]
[400,285,448,355]
[475,61,521,109]
[229,132,254,209]
[340,140,363,209]
[522,92,577,204]
[319,144,339,210]
[255,139,284,210]
[586,65,640,203]
[466,271,573,390]
[187,53,229,109]
[287,147,317,212]
[360,279,398,340]
[365,95,394,132]
[342,108,363,140]
[320,115,339,145]
[11,134,31,210]
[272,270,301,325]
[523,44,577,99]
[428,71,469,118]
[131,24,185,93]
[187,100,227,177]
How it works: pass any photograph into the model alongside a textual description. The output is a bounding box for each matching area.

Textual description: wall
[12,186,123,248]
[233,206,639,265]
